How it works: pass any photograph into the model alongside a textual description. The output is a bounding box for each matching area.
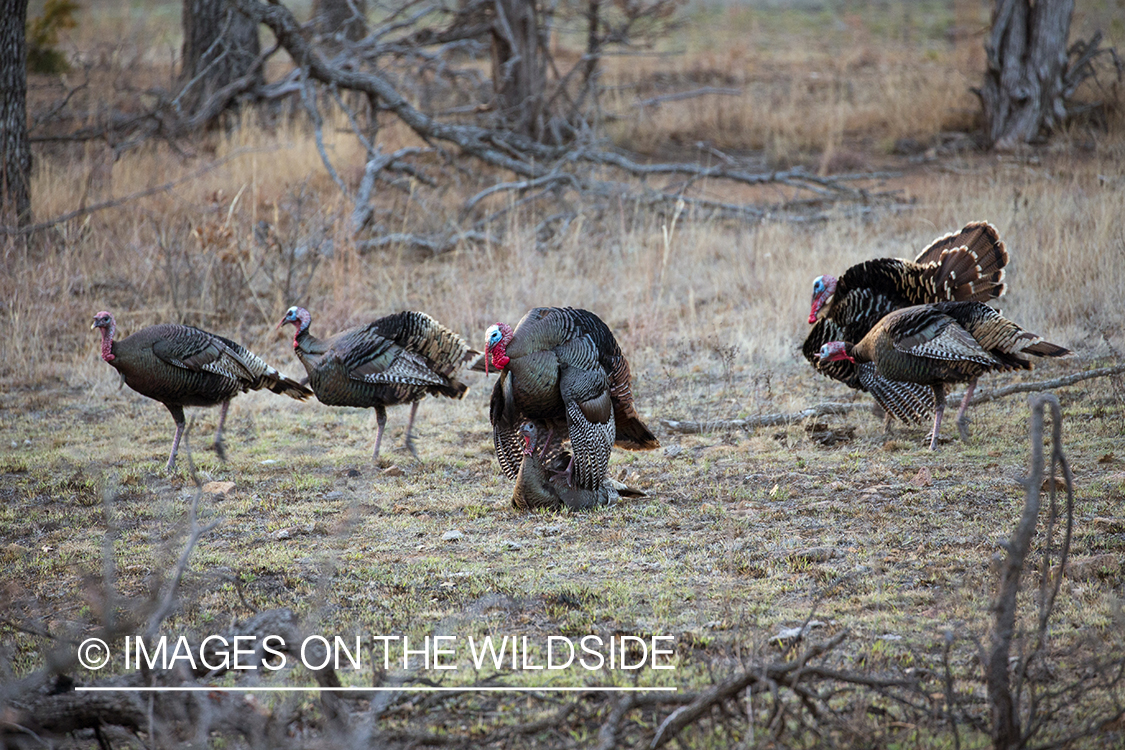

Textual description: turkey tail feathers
[265,369,314,400]
[614,419,660,451]
[1024,340,1071,358]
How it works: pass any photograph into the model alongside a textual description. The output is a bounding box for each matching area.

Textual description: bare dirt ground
[3,344,1124,732]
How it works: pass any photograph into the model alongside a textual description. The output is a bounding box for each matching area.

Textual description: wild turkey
[278,306,481,459]
[485,307,659,492]
[818,301,1069,449]
[91,311,312,470]
[511,423,644,512]
[803,222,1009,424]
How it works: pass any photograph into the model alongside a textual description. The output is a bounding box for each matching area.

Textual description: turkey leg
[404,401,420,458]
[928,385,946,451]
[372,405,387,461]
[955,378,976,442]
[166,404,186,471]
[213,400,230,462]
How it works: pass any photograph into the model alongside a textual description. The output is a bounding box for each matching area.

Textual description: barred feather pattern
[855,363,934,424]
[490,307,658,492]
[292,310,474,408]
[491,370,525,481]
[565,398,615,491]
[104,322,311,408]
[851,301,1070,386]
[803,222,1008,421]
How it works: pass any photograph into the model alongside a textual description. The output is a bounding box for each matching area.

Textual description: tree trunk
[490,0,546,140]
[181,0,263,114]
[312,0,367,43]
[979,0,1075,150]
[1,0,32,229]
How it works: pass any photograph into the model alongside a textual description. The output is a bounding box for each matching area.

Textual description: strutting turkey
[818,301,1069,450]
[278,306,481,460]
[511,423,645,512]
[803,222,1009,424]
[91,311,311,470]
[485,307,659,493]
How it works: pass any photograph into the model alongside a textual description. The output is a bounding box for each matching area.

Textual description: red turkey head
[484,323,513,373]
[809,275,837,323]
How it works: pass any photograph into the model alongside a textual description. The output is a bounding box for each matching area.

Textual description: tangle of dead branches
[12,0,905,244]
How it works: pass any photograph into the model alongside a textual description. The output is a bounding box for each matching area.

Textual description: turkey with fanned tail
[803,221,1009,424]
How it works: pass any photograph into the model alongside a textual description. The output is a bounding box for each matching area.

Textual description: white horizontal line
[75,686,677,693]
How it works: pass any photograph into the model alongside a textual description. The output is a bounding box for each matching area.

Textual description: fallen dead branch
[660,363,1125,434]
[222,0,902,235]
[633,86,743,108]
[660,402,862,434]
[648,630,924,748]
[956,361,1125,406]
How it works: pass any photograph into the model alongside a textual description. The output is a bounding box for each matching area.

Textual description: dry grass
[3,0,1125,744]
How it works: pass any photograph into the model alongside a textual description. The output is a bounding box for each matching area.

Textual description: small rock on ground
[203,481,236,497]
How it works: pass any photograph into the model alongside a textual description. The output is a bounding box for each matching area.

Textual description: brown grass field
[2,0,1125,746]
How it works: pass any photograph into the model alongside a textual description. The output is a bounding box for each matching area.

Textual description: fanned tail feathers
[919,222,1008,304]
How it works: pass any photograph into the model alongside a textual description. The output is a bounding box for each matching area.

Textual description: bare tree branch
[661,363,1125,434]
[986,394,1070,749]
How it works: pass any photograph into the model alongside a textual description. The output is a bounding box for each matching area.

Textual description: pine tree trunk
[1,0,32,228]
[490,0,546,140]
[181,0,263,114]
[979,0,1075,150]
[312,0,367,43]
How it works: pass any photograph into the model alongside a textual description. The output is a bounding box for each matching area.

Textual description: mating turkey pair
[802,222,1070,450]
[93,305,660,509]
[484,307,659,511]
